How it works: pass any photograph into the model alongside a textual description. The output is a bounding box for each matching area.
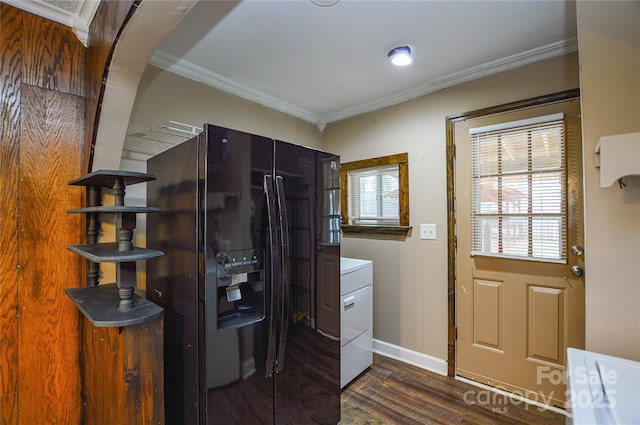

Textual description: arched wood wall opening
[88,0,201,171]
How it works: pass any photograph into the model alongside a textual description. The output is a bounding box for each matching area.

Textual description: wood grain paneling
[2,1,154,423]
[0,4,22,424]
[83,316,164,425]
[124,316,164,425]
[86,0,133,100]
[1,4,88,424]
[21,10,85,96]
[18,84,84,424]
[83,321,125,425]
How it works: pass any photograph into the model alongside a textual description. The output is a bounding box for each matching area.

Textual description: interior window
[349,164,400,225]
[341,153,410,239]
[469,113,567,262]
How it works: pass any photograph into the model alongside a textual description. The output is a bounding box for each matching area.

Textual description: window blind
[469,114,567,262]
[348,165,400,225]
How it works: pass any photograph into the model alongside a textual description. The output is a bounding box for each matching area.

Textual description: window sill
[341,225,412,240]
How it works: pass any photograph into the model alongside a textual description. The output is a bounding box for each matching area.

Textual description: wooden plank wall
[0,4,85,423]
[0,5,22,423]
[0,2,134,423]
[82,316,164,425]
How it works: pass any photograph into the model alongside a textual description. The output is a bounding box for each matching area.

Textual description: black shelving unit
[65,170,163,327]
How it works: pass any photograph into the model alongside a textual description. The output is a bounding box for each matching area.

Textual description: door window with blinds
[469,113,567,262]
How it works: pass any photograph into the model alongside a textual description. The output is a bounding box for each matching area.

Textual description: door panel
[473,279,503,350]
[455,99,584,408]
[527,285,564,363]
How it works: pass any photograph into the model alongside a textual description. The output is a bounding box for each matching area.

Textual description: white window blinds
[348,165,400,225]
[469,113,567,262]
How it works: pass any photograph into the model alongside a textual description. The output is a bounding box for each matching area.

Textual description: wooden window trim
[341,153,411,239]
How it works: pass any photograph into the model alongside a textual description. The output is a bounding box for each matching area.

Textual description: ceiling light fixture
[311,0,339,6]
[388,45,413,66]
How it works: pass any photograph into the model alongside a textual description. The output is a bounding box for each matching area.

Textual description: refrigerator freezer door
[273,140,341,424]
[204,126,278,424]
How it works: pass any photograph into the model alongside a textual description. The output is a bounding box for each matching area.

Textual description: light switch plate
[420,223,436,240]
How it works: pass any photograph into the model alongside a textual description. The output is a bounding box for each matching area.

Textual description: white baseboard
[373,339,448,376]
[455,376,568,417]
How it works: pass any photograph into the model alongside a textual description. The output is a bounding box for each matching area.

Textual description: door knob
[571,245,584,256]
[570,265,584,276]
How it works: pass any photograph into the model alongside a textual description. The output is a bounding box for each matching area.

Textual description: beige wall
[127,65,323,150]
[577,1,640,361]
[323,53,580,362]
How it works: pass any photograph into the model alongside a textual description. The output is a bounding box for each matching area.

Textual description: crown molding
[321,37,579,124]
[4,0,101,46]
[149,50,323,125]
[151,37,578,127]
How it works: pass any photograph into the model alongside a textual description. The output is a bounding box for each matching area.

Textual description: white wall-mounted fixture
[594,132,640,188]
[388,45,413,66]
[420,223,436,240]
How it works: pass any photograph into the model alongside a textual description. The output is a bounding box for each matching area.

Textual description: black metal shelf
[67,243,164,263]
[65,284,163,327]
[68,169,155,187]
[65,170,164,326]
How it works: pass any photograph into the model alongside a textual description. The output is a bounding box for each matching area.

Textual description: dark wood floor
[341,354,566,425]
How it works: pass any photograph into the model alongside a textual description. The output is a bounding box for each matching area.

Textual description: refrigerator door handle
[263,175,279,378]
[275,176,290,374]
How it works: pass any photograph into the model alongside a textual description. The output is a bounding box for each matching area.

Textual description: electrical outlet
[420,223,436,240]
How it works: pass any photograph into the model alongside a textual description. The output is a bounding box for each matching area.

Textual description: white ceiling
[151,0,578,126]
[12,0,578,127]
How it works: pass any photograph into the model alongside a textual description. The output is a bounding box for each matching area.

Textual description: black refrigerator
[146,124,341,424]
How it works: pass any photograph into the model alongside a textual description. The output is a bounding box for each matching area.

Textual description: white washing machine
[340,257,373,388]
